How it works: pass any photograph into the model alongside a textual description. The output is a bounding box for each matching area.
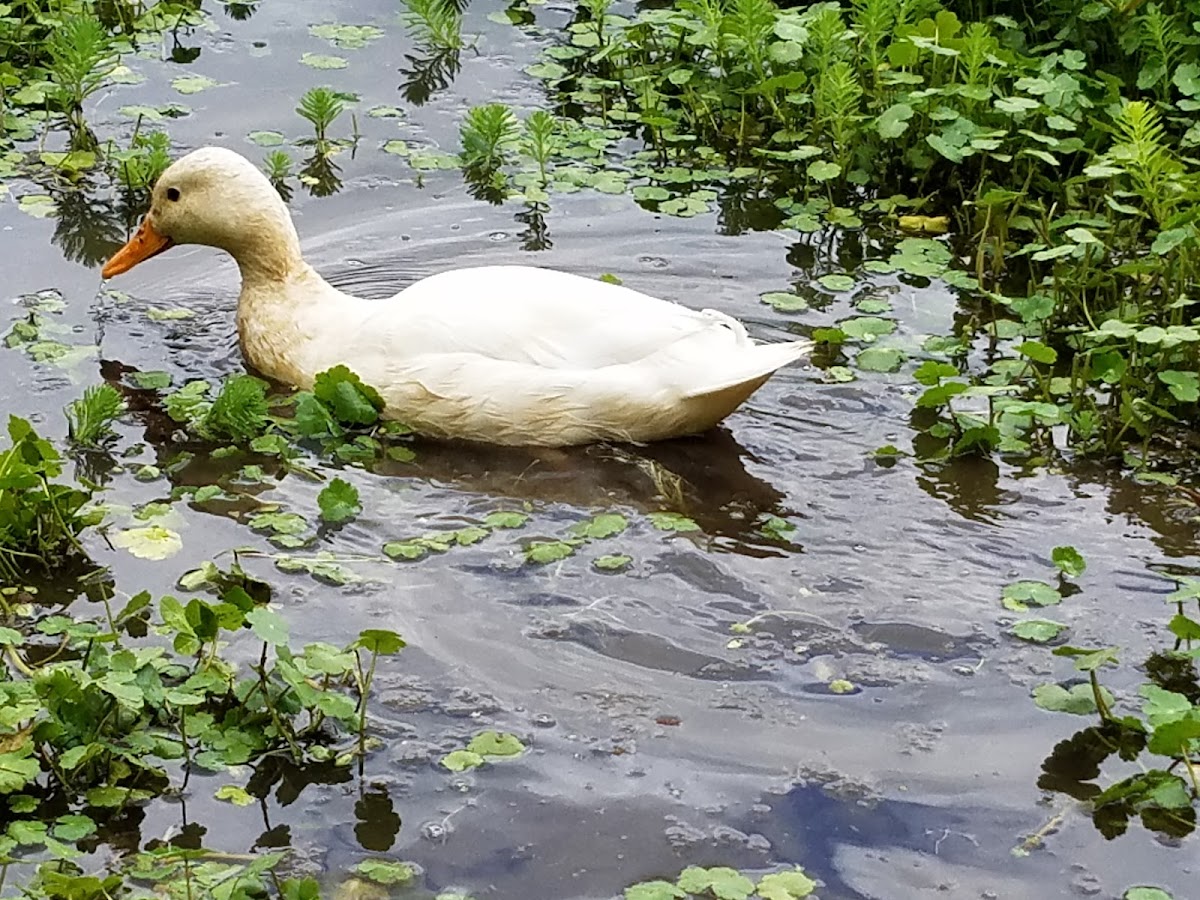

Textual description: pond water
[2,1,1198,898]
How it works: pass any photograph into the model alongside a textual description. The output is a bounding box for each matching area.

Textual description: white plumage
[102,147,812,446]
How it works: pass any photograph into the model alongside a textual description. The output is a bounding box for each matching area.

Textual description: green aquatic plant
[400,0,463,52]
[109,129,172,192]
[522,109,560,186]
[296,85,345,148]
[0,417,97,580]
[65,383,126,446]
[1012,547,1200,843]
[460,102,519,185]
[164,374,271,442]
[263,148,294,199]
[46,16,118,150]
[622,865,817,900]
[488,0,1200,460]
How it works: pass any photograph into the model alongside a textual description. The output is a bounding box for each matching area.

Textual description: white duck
[102,146,811,446]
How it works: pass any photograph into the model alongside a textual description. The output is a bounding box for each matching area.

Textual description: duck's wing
[361,265,721,368]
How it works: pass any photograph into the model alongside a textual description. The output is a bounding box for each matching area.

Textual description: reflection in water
[515,203,551,251]
[915,456,1008,523]
[354,787,402,852]
[716,182,787,236]
[96,359,791,551]
[399,48,461,106]
[461,164,507,205]
[1068,462,1200,559]
[222,0,261,21]
[168,37,201,64]
[51,187,140,267]
[300,150,344,198]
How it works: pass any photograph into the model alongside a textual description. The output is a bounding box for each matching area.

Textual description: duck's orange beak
[102,218,174,279]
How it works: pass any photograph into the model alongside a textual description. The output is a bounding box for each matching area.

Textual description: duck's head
[102,146,300,280]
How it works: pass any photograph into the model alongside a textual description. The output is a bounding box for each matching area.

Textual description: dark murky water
[2,1,1198,897]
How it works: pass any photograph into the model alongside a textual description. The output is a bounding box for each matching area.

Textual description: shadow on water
[97,359,793,554]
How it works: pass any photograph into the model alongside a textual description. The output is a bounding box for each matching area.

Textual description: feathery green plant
[522,110,560,185]
[206,374,271,442]
[46,16,118,150]
[65,384,126,446]
[814,61,863,174]
[297,86,344,147]
[460,103,520,175]
[263,149,294,199]
[400,0,463,51]
[112,130,171,191]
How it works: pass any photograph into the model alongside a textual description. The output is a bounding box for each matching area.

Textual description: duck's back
[371,265,719,369]
[321,266,808,445]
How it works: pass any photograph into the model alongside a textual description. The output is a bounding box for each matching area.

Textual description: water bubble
[420,820,451,842]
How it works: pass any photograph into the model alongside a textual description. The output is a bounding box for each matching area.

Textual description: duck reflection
[97,359,795,555]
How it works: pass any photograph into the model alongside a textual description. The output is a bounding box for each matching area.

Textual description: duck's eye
[166,187,181,202]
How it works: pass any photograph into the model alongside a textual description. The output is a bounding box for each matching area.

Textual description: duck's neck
[233,230,361,388]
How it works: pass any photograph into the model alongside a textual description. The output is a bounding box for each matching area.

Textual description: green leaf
[756,869,817,900]
[353,860,416,885]
[806,160,841,182]
[313,365,384,424]
[676,867,755,900]
[647,512,700,533]
[1010,619,1066,643]
[760,291,808,312]
[310,23,384,49]
[467,731,525,757]
[1053,644,1119,672]
[51,814,97,841]
[352,629,406,655]
[172,75,218,94]
[1017,341,1057,365]
[0,751,39,793]
[112,525,183,561]
[1167,614,1200,641]
[855,347,904,372]
[247,130,285,147]
[484,511,528,529]
[841,317,895,342]
[1151,227,1191,254]
[1147,713,1200,757]
[1051,546,1086,577]
[571,513,628,539]
[913,361,959,385]
[441,750,484,772]
[818,274,856,292]
[318,478,360,524]
[1124,889,1174,900]
[526,540,577,564]
[594,554,632,571]
[877,103,915,139]
[245,607,289,645]
[625,883,686,900]
[1001,580,1061,611]
[384,540,427,560]
[215,785,256,806]
[1032,683,1112,715]
[1159,370,1199,403]
[300,53,348,69]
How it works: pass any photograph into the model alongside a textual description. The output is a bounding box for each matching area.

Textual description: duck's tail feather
[679,339,813,399]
